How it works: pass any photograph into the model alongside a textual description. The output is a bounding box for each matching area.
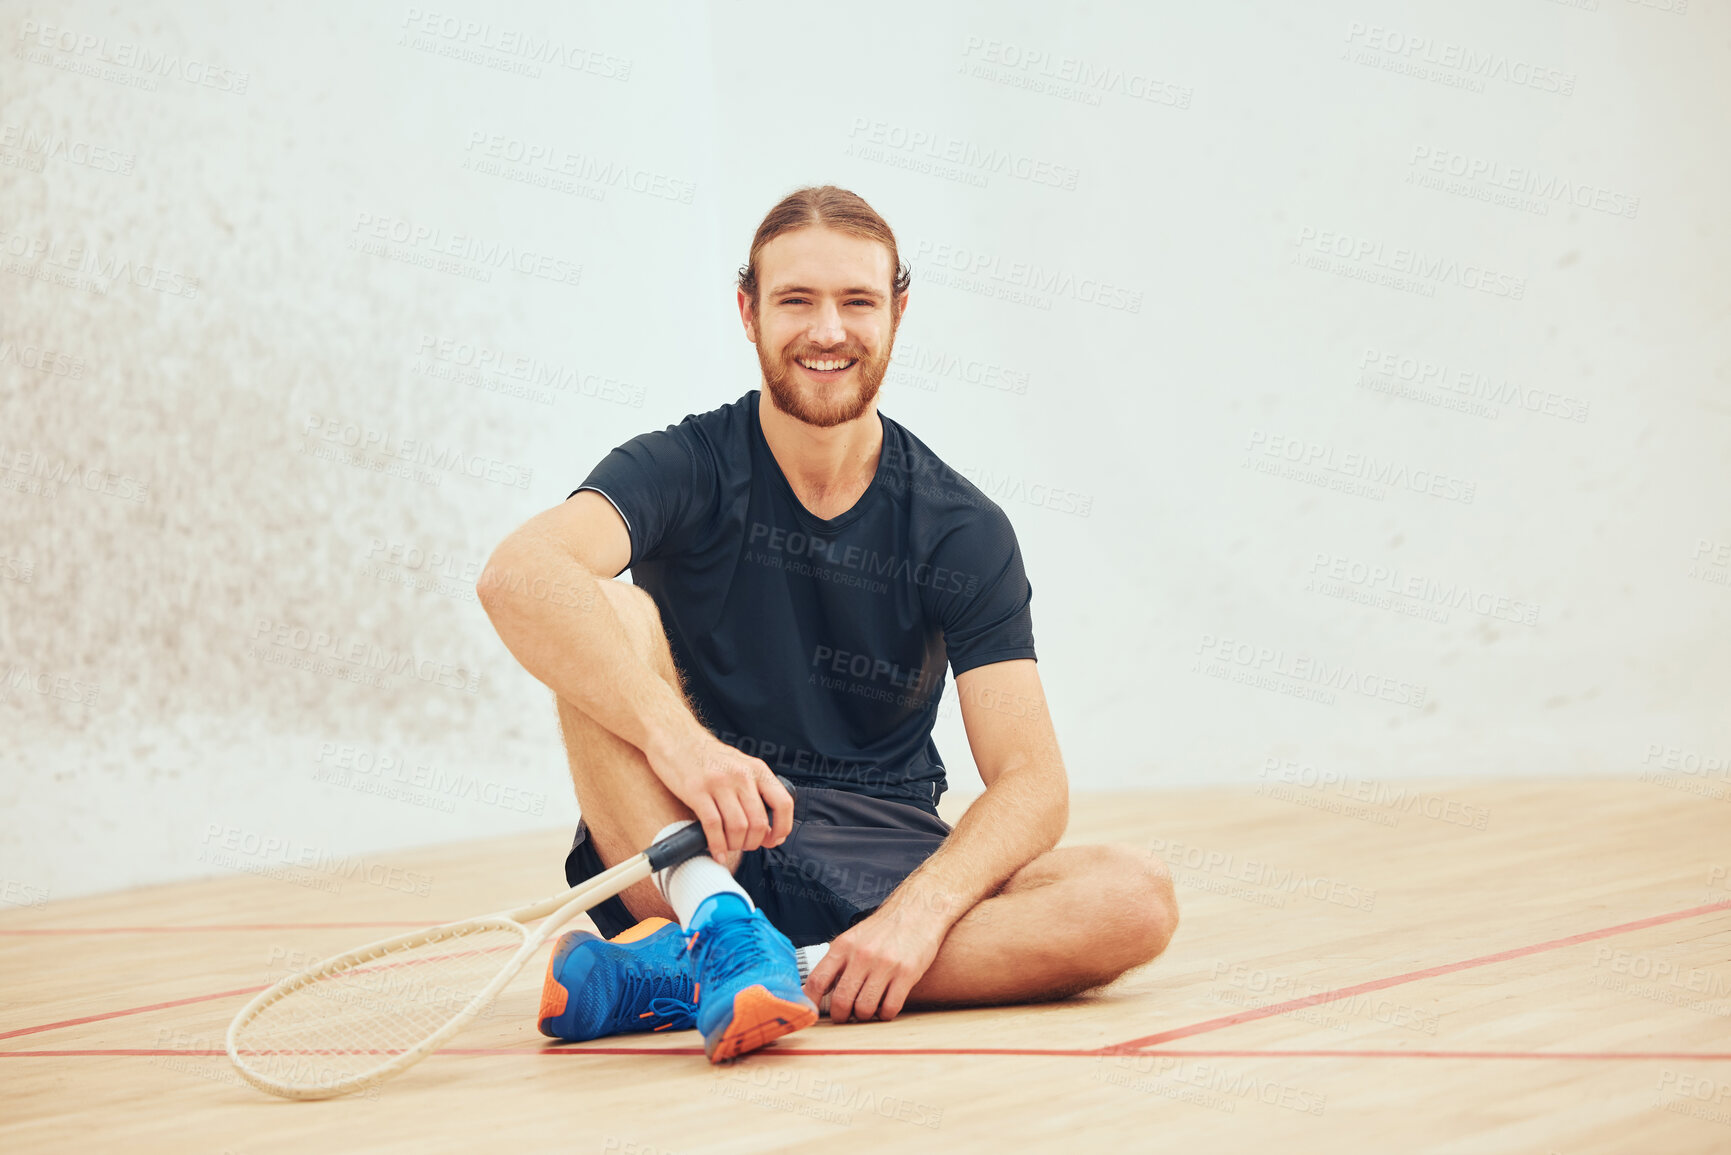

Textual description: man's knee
[1074,843,1179,975]
[1124,844,1180,961]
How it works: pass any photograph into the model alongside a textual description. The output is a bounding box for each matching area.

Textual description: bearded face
[743,227,903,430]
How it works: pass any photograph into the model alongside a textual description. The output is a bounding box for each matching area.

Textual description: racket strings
[232,922,526,1090]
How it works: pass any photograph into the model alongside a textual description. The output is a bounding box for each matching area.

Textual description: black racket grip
[645,823,709,871]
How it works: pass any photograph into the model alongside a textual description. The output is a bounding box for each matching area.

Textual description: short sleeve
[930,504,1037,676]
[570,424,716,568]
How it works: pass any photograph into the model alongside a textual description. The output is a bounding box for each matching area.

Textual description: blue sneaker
[686,894,817,1062]
[537,917,697,1041]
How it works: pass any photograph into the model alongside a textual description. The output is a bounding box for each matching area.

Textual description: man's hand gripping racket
[226,823,708,1100]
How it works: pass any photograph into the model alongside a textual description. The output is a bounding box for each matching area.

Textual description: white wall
[2,0,1726,902]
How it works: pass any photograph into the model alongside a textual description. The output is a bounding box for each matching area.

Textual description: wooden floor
[4,777,1730,1154]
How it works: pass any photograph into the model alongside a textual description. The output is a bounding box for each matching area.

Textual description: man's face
[740,226,904,429]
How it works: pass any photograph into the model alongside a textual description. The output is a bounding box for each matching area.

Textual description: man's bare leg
[546,579,818,1062]
[901,844,1178,1009]
[552,579,738,924]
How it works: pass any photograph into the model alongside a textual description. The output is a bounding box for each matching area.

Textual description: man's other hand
[803,902,948,1023]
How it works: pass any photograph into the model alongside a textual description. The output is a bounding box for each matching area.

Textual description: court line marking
[6,1048,1731,1061]
[1092,1049,1731,1062]
[1110,896,1731,1051]
[2,896,1726,1049]
[0,988,264,1043]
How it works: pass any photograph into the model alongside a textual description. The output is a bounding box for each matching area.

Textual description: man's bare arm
[879,659,1066,923]
[806,658,1067,1021]
[476,492,791,857]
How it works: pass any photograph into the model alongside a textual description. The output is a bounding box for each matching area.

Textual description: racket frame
[226,823,707,1100]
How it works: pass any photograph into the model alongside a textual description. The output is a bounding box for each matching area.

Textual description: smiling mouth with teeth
[796,355,858,373]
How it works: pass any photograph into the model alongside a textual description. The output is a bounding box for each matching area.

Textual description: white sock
[650,820,752,928]
[793,942,829,981]
[795,943,832,1015]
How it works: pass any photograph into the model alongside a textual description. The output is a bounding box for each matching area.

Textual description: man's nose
[807,302,847,347]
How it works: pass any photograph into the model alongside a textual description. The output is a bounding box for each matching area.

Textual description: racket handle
[645,822,710,870]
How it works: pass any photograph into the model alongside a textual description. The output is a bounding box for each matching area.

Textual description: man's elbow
[1006,758,1067,848]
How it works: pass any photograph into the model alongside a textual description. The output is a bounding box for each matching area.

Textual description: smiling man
[478,185,1177,1062]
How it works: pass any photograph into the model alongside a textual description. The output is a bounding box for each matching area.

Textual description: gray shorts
[563,780,952,948]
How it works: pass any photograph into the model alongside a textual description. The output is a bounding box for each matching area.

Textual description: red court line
[0,944,517,1042]
[0,923,432,935]
[7,1047,1731,1061]
[0,1047,1103,1059]
[505,1046,1099,1057]
[5,1050,239,1057]
[0,986,265,1043]
[6,897,1727,1051]
[1116,1049,1731,1063]
[1110,896,1731,1052]
[526,1047,1731,1061]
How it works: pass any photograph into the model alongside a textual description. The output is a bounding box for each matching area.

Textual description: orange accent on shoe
[610,917,674,945]
[693,982,700,1002]
[653,1022,671,1031]
[537,957,570,1025]
[704,985,818,1063]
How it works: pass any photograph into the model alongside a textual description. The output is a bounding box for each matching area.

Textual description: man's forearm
[879,758,1068,928]
[477,533,701,760]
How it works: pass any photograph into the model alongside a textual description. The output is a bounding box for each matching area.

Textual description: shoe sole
[703,985,817,1062]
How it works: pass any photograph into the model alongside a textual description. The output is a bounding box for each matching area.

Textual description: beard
[759,334,894,430]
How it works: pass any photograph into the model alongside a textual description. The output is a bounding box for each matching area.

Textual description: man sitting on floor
[477,184,1178,1062]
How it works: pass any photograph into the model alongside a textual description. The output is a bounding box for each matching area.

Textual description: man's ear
[892,290,910,329]
[737,287,758,342]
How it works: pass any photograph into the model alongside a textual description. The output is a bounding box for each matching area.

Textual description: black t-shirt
[573,390,1036,813]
